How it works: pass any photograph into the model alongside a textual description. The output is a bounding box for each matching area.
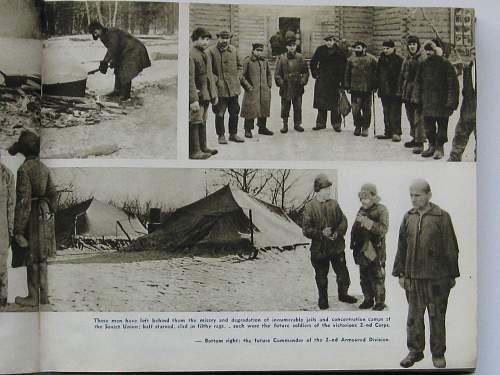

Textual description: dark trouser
[213,96,240,136]
[114,73,132,99]
[450,119,476,161]
[0,250,7,304]
[244,118,267,130]
[405,278,451,357]
[380,96,402,136]
[359,262,386,304]
[27,260,48,303]
[351,93,372,129]
[281,96,303,125]
[405,103,426,143]
[424,116,449,146]
[311,252,351,301]
[316,109,341,129]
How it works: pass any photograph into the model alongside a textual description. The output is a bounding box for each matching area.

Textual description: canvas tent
[127,185,309,253]
[55,198,147,248]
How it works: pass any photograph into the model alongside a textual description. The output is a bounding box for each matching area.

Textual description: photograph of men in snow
[393,179,459,369]
[89,20,151,102]
[302,174,357,310]
[0,152,15,307]
[350,183,389,311]
[8,131,57,307]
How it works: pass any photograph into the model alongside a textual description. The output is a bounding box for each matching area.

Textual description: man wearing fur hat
[207,30,244,144]
[8,131,57,307]
[344,41,378,137]
[309,35,348,132]
[189,27,219,159]
[0,152,15,306]
[413,40,459,159]
[376,40,403,142]
[302,174,357,310]
[350,183,389,311]
[397,35,427,154]
[393,179,459,369]
[88,21,151,102]
[240,43,274,138]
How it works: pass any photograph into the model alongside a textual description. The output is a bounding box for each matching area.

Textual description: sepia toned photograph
[188,4,476,162]
[39,1,179,159]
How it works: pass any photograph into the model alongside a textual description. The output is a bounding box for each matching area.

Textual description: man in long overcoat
[240,43,274,138]
[89,21,151,102]
[302,174,357,310]
[0,152,15,306]
[207,30,244,144]
[376,40,403,142]
[8,131,57,307]
[275,37,309,134]
[398,36,427,154]
[393,179,459,369]
[413,40,459,159]
[449,47,477,161]
[189,27,218,159]
[310,35,348,132]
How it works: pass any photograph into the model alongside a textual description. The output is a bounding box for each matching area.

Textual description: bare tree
[95,1,103,24]
[112,1,119,27]
[84,0,90,25]
[218,169,273,197]
[267,169,300,209]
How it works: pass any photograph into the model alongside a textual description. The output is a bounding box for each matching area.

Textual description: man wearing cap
[207,30,244,144]
[397,35,427,154]
[8,131,57,307]
[275,36,309,134]
[413,40,459,159]
[309,34,348,132]
[344,41,378,137]
[376,40,403,142]
[240,43,274,138]
[393,179,459,369]
[302,174,357,310]
[189,27,219,159]
[449,47,476,162]
[350,183,389,311]
[0,151,15,306]
[88,20,151,102]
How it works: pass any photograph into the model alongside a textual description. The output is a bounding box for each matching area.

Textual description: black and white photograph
[39,1,178,159]
[188,4,476,162]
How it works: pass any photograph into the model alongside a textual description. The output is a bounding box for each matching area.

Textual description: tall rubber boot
[199,121,217,155]
[189,123,211,159]
[318,286,329,310]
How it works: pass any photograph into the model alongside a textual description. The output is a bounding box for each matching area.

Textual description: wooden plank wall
[189,3,234,46]
[400,7,451,45]
[373,7,404,56]
[340,7,375,53]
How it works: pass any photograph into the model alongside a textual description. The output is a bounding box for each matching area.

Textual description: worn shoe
[229,134,245,143]
[392,134,401,142]
[318,299,329,310]
[361,128,369,137]
[404,139,417,148]
[15,296,38,307]
[433,146,444,160]
[447,154,461,162]
[421,145,436,158]
[354,127,361,136]
[218,135,228,144]
[432,356,446,368]
[333,124,342,132]
[400,352,424,368]
[339,294,358,304]
[294,124,304,132]
[312,125,326,131]
[359,299,374,309]
[245,130,253,138]
[258,127,274,136]
[280,125,288,134]
[412,143,424,154]
[376,134,392,140]
[372,303,386,311]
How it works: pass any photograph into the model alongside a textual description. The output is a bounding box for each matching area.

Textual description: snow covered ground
[0,37,41,76]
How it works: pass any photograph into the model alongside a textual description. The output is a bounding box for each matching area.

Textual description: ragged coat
[344,53,378,93]
[14,157,57,263]
[459,61,477,124]
[397,50,425,103]
[240,54,272,119]
[189,46,217,105]
[274,52,309,100]
[100,28,151,84]
[376,52,403,98]
[0,163,15,288]
[392,203,460,279]
[302,197,348,260]
[207,44,243,98]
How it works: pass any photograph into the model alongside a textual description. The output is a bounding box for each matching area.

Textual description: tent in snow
[126,185,309,253]
[55,198,147,248]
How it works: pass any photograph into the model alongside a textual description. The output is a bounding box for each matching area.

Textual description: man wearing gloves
[302,174,357,310]
[0,152,15,306]
[393,179,460,369]
[89,21,151,102]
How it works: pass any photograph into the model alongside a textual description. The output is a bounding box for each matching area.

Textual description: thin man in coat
[89,21,151,102]
[310,34,348,132]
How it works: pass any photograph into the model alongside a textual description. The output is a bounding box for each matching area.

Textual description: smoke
[0,0,42,39]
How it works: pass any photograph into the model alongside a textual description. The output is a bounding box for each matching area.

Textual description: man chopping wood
[88,20,151,102]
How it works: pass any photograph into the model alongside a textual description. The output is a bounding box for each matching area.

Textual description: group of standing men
[302,174,460,369]
[189,28,476,161]
[0,131,57,308]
